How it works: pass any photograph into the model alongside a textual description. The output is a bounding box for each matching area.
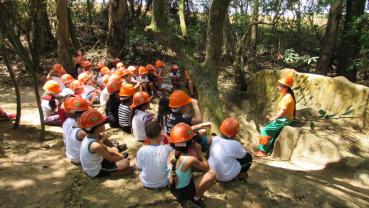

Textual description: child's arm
[76,130,87,141]
[190,143,209,172]
[190,99,202,125]
[191,122,212,131]
[91,142,124,162]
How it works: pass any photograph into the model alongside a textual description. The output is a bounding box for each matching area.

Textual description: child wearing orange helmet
[78,71,101,104]
[166,90,212,153]
[167,123,216,207]
[41,80,64,126]
[256,76,296,157]
[118,84,136,133]
[131,91,154,142]
[105,81,123,128]
[79,109,133,177]
[208,118,252,182]
[136,121,173,188]
[60,74,75,97]
[47,63,67,89]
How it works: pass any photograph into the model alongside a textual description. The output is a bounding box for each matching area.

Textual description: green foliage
[283,48,318,68]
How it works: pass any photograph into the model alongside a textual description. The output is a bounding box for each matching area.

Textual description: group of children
[40,57,253,208]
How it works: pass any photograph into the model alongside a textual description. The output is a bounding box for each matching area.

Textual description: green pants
[257,117,293,154]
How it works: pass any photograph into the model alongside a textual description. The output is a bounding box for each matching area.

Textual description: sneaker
[118,143,128,152]
[5,113,16,119]
[255,150,267,157]
[190,198,206,208]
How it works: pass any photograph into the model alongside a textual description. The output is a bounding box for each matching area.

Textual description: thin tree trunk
[178,0,188,38]
[250,0,259,53]
[1,46,21,129]
[56,0,73,72]
[86,0,93,29]
[67,6,80,50]
[148,0,166,30]
[223,14,234,64]
[39,0,56,51]
[0,3,45,140]
[107,0,128,59]
[336,0,366,82]
[317,0,343,75]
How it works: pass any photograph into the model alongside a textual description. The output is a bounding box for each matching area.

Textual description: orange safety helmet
[97,63,105,69]
[119,84,136,97]
[169,90,192,108]
[78,71,93,84]
[52,63,65,73]
[121,69,131,77]
[155,60,165,68]
[170,65,179,71]
[81,60,92,69]
[112,69,124,77]
[116,62,125,70]
[146,64,155,72]
[107,80,122,94]
[64,97,92,114]
[169,123,194,144]
[102,74,110,86]
[80,109,108,129]
[74,56,84,65]
[61,74,74,84]
[127,65,137,72]
[130,91,151,109]
[43,80,61,94]
[139,66,148,75]
[278,76,294,88]
[108,73,123,83]
[69,80,84,92]
[100,67,110,75]
[220,118,240,138]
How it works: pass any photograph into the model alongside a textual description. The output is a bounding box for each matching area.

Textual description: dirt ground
[0,85,368,208]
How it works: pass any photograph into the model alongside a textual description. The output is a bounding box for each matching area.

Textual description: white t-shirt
[82,85,96,99]
[62,117,76,143]
[52,76,65,89]
[136,144,173,188]
[80,136,103,177]
[41,99,58,118]
[65,126,83,163]
[132,110,149,141]
[99,87,110,111]
[208,136,247,182]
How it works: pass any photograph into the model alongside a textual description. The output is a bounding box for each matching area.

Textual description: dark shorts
[193,135,208,152]
[121,126,132,134]
[237,152,253,172]
[170,179,196,201]
[95,159,118,177]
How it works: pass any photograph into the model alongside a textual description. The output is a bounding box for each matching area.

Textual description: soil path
[0,86,368,208]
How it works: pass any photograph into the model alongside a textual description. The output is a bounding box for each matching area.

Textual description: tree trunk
[317,0,343,75]
[86,0,93,29]
[1,46,21,129]
[107,0,128,59]
[31,0,41,74]
[0,3,45,140]
[223,13,234,64]
[39,0,56,51]
[250,0,259,53]
[336,0,365,82]
[146,0,231,125]
[178,0,188,38]
[67,6,80,50]
[56,0,73,72]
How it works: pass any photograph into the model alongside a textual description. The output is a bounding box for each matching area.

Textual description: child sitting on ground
[60,74,75,97]
[168,123,216,207]
[47,63,66,89]
[131,91,154,142]
[118,84,136,133]
[80,109,134,177]
[136,121,173,188]
[63,97,91,164]
[69,80,85,98]
[41,80,64,126]
[105,80,122,128]
[208,118,252,182]
[78,71,101,103]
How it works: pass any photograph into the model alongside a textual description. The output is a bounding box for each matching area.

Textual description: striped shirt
[118,103,132,127]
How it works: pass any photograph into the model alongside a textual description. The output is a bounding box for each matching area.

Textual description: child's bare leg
[110,159,135,177]
[193,170,216,198]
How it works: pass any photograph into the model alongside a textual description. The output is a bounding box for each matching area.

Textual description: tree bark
[178,0,188,38]
[86,0,93,29]
[56,0,73,72]
[223,13,234,64]
[336,0,366,82]
[107,0,128,59]
[144,0,152,16]
[39,0,56,51]
[67,6,80,50]
[250,0,259,53]
[148,0,166,30]
[317,0,343,75]
[0,45,21,129]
